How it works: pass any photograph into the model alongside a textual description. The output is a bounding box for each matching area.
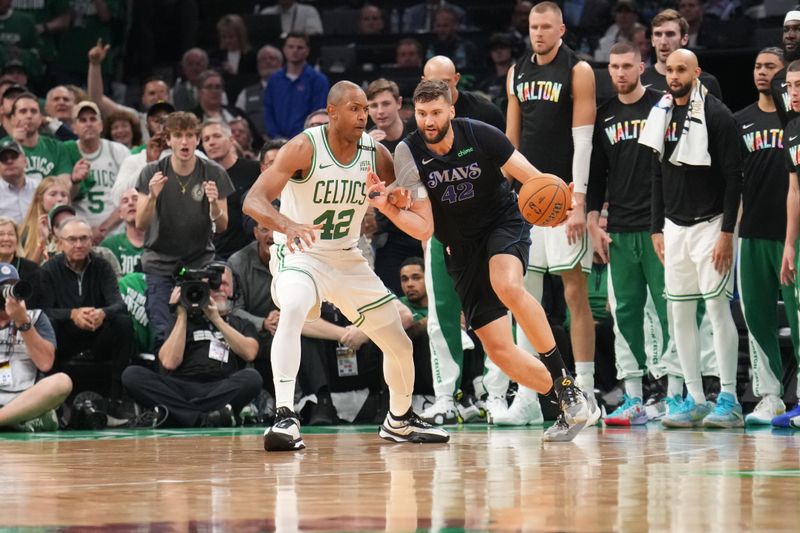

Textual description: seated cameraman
[121,264,262,427]
[40,217,133,401]
[0,263,73,432]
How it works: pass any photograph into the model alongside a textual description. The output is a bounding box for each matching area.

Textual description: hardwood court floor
[1,424,799,531]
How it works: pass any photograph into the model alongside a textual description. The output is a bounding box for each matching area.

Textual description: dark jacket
[40,252,127,324]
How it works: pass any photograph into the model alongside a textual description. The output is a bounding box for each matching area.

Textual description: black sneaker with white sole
[264,407,306,452]
[379,409,450,443]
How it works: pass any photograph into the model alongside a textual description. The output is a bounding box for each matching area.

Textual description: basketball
[518,174,572,227]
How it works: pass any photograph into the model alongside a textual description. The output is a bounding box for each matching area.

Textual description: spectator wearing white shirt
[0,139,36,224]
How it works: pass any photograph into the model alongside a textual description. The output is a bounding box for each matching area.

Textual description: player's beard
[615,79,638,95]
[668,80,693,99]
[424,120,450,144]
[784,42,800,63]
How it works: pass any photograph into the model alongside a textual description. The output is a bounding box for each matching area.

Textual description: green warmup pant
[607,231,671,380]
[737,238,800,396]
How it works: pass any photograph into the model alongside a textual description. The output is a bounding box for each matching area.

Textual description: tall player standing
[736,48,800,426]
[506,1,601,423]
[587,42,672,426]
[243,81,449,451]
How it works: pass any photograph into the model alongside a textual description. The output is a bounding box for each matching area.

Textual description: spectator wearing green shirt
[100,187,141,275]
[3,92,78,185]
[0,1,45,82]
[12,0,71,65]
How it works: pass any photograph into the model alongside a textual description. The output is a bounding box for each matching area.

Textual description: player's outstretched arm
[369,143,433,241]
[500,149,544,185]
[242,134,319,253]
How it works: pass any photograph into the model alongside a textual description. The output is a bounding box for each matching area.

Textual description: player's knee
[47,373,73,399]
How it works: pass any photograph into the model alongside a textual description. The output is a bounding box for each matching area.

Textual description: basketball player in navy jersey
[736,48,800,426]
[388,79,591,441]
[505,1,601,425]
[587,42,673,426]
[244,81,449,451]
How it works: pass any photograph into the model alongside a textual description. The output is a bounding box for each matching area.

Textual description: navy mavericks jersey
[397,118,519,246]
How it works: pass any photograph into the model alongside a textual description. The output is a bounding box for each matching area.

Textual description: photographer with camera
[40,217,133,402]
[121,264,261,427]
[0,263,73,432]
[135,112,234,353]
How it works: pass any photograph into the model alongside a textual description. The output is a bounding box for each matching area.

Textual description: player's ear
[449,105,455,119]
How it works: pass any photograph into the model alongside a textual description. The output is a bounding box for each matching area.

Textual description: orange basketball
[518,174,572,227]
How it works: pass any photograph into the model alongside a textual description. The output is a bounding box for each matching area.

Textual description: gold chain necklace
[174,174,192,194]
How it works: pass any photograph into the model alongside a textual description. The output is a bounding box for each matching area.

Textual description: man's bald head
[327,81,364,107]
[665,49,700,99]
[422,55,460,100]
[666,48,698,70]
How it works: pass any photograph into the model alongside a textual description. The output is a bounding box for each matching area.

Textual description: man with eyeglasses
[0,138,36,224]
[191,70,257,136]
[40,217,134,402]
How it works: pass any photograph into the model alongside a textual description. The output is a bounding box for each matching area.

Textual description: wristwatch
[17,321,32,332]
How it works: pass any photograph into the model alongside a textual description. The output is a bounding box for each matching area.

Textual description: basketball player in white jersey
[243,81,449,451]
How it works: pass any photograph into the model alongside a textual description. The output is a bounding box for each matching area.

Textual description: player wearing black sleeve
[770,11,800,127]
[586,42,671,426]
[391,79,591,441]
[735,49,800,427]
[645,50,744,430]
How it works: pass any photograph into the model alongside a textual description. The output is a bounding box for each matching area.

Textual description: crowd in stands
[0,0,794,431]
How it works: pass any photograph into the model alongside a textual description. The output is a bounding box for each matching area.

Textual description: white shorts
[269,243,396,330]
[663,216,734,301]
[528,224,592,274]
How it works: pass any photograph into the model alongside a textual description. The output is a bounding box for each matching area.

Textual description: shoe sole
[379,426,450,443]
[543,420,586,442]
[703,418,744,429]
[604,415,648,426]
[263,431,306,452]
[493,417,544,426]
[745,415,781,426]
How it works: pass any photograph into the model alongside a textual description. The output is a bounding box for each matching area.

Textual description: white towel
[639,81,711,167]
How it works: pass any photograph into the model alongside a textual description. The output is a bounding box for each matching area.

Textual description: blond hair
[19,177,68,261]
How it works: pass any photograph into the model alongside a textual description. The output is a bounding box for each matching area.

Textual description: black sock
[539,345,574,383]
[544,386,559,406]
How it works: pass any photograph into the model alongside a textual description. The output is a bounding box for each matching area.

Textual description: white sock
[687,382,706,404]
[667,375,685,398]
[362,307,415,417]
[271,273,317,411]
[624,378,643,400]
[575,361,595,392]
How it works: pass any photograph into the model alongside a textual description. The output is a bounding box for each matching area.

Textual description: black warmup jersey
[455,90,506,131]
[368,119,416,155]
[641,66,723,100]
[511,44,577,184]
[401,118,518,246]
[771,68,797,128]
[588,88,663,233]
[783,117,800,177]
[735,103,786,241]
[651,93,743,234]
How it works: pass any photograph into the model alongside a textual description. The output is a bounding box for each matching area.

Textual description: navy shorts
[444,217,531,330]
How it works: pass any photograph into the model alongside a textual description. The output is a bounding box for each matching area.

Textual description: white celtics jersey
[73,139,131,229]
[277,126,376,251]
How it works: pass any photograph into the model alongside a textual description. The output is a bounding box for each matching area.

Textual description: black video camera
[176,263,225,316]
[0,280,32,306]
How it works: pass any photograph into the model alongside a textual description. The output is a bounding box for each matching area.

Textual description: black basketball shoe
[379,408,450,443]
[264,407,306,452]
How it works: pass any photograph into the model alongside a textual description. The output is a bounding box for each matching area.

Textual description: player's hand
[781,242,797,286]
[587,219,612,264]
[284,221,322,253]
[71,158,91,184]
[203,297,222,323]
[651,233,665,265]
[368,129,387,142]
[263,310,280,335]
[340,325,369,351]
[711,232,733,275]
[149,171,168,199]
[88,38,110,65]
[89,308,106,328]
[5,294,28,326]
[203,180,219,203]
[565,206,586,246]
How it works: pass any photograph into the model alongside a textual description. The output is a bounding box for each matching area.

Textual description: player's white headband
[785,10,800,24]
